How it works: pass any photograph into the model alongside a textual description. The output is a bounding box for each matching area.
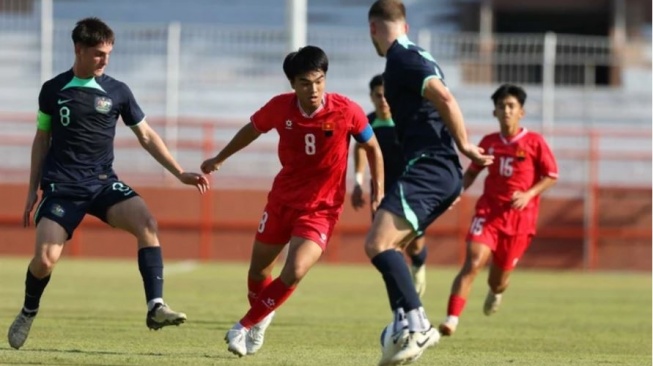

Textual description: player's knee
[364,235,392,258]
[30,253,58,276]
[280,263,310,286]
[137,215,158,239]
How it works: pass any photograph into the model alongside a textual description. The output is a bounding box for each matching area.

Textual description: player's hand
[351,184,365,210]
[201,157,222,175]
[177,172,210,194]
[23,190,38,227]
[460,144,494,166]
[511,190,533,210]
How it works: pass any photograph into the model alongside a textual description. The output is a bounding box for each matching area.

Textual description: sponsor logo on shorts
[50,204,65,217]
[319,233,327,243]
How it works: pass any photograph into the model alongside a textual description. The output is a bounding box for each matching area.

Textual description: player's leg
[9,196,84,349]
[439,239,493,336]
[241,240,286,355]
[225,204,294,356]
[484,234,532,316]
[92,181,184,330]
[373,157,461,365]
[405,236,427,298]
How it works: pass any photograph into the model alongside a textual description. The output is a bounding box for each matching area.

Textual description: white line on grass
[165,260,198,276]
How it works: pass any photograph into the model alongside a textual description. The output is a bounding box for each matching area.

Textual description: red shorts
[254,202,341,251]
[465,215,533,270]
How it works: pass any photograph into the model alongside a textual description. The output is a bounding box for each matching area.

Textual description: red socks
[241,278,295,329]
[447,294,467,317]
[247,275,273,306]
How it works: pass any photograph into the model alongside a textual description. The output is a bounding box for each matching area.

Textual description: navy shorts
[34,176,139,239]
[378,153,462,236]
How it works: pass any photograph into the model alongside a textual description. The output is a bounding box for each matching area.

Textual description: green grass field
[0,257,650,366]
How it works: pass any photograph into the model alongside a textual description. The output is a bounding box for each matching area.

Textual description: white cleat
[8,311,36,350]
[380,326,440,366]
[483,291,503,316]
[224,327,248,357]
[410,265,426,299]
[246,311,275,355]
[378,326,409,366]
[438,316,459,337]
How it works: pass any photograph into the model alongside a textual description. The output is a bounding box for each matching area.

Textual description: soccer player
[438,84,558,336]
[351,74,429,298]
[366,1,494,365]
[7,18,209,350]
[200,45,384,357]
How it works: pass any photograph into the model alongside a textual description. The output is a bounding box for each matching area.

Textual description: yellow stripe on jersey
[36,110,52,131]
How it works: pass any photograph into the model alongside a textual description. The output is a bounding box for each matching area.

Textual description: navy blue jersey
[367,112,405,190]
[37,69,145,187]
[383,35,459,161]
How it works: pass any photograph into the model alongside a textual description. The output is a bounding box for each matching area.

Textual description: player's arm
[512,137,559,210]
[462,166,482,191]
[423,78,493,167]
[200,122,261,174]
[131,121,209,192]
[350,142,368,209]
[24,112,52,226]
[29,113,52,193]
[355,126,384,211]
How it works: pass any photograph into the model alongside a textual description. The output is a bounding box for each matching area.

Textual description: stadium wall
[0,183,649,271]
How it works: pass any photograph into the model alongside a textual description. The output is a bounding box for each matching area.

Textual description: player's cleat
[379,326,409,366]
[410,264,426,298]
[224,327,248,357]
[8,311,37,349]
[380,326,439,366]
[438,315,458,336]
[246,311,275,355]
[146,303,187,330]
[483,291,503,316]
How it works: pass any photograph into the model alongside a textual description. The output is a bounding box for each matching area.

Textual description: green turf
[0,257,650,366]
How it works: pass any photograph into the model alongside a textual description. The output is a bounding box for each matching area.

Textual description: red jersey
[469,128,558,234]
[251,92,369,210]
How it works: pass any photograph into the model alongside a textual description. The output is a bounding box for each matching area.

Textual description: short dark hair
[72,17,114,47]
[369,74,384,92]
[368,0,406,21]
[491,84,527,106]
[282,45,329,81]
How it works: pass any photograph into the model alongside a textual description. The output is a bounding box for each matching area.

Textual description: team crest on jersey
[487,147,494,155]
[516,149,527,161]
[94,96,113,114]
[322,120,334,137]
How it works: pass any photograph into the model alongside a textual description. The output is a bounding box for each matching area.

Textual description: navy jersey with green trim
[38,69,145,185]
[367,112,404,190]
[383,35,459,162]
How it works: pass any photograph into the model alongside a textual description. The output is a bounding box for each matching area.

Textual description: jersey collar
[297,93,327,118]
[500,127,528,144]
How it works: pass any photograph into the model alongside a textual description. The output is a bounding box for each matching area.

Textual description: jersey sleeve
[535,135,559,179]
[250,96,283,133]
[349,101,372,143]
[393,50,444,97]
[119,83,146,127]
[468,135,490,172]
[37,82,53,131]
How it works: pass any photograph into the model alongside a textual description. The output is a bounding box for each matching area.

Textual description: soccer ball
[379,321,395,349]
